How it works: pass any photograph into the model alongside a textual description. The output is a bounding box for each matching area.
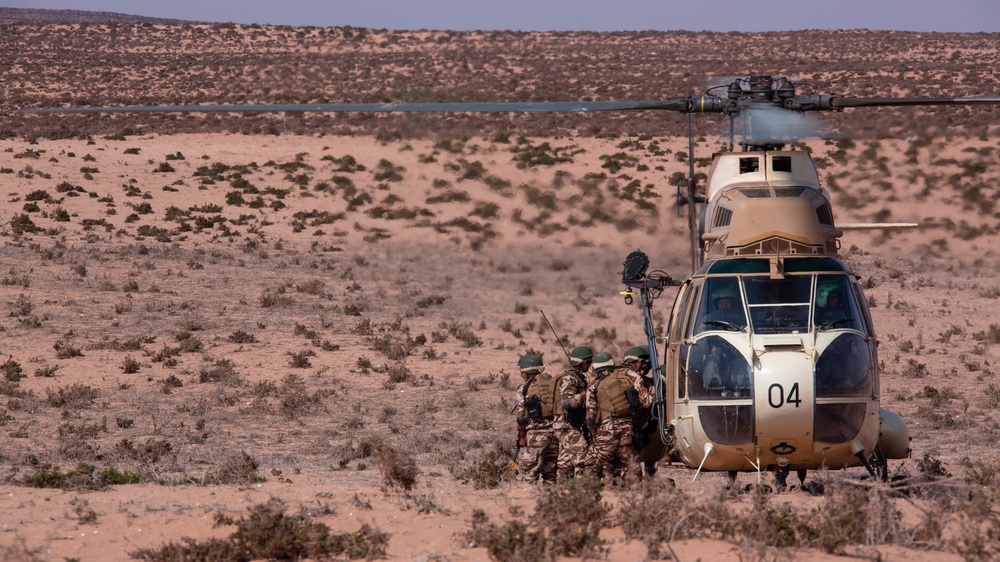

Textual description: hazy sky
[6,0,1000,32]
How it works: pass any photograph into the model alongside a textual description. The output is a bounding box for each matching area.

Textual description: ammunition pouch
[525,396,543,419]
[624,387,640,412]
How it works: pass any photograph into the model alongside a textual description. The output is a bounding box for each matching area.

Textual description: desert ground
[1,15,1000,562]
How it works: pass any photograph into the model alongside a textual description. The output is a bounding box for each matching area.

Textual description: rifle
[511,442,521,468]
[541,309,589,442]
[540,309,572,364]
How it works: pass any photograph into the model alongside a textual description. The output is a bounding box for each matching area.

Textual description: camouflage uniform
[553,366,590,482]
[630,364,659,476]
[622,345,658,476]
[585,361,653,480]
[515,369,558,484]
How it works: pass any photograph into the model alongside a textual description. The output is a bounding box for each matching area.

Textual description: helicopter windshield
[691,273,868,336]
[693,278,747,334]
[813,274,866,332]
[743,276,811,334]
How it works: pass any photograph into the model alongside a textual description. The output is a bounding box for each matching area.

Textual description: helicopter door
[666,280,696,403]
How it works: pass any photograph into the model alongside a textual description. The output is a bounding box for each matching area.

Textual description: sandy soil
[0,131,997,561]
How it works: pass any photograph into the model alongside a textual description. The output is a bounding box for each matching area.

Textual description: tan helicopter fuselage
[656,150,908,475]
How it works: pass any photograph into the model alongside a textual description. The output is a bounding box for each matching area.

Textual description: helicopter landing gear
[774,466,789,491]
[723,470,738,491]
[873,457,890,482]
[855,450,878,478]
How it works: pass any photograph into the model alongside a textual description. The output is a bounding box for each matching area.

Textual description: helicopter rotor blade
[783,94,1000,112]
[832,95,1000,109]
[18,99,695,114]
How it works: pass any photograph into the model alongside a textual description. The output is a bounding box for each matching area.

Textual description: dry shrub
[368,333,414,360]
[466,477,606,561]
[961,455,1000,486]
[199,358,243,386]
[277,373,332,419]
[0,537,45,562]
[204,451,266,485]
[751,480,910,554]
[949,492,1000,561]
[336,439,376,469]
[45,383,99,409]
[466,510,547,562]
[534,476,607,557]
[132,499,389,562]
[113,438,174,464]
[451,447,515,489]
[228,330,257,343]
[25,462,141,490]
[374,442,419,492]
[1,357,23,382]
[618,479,686,557]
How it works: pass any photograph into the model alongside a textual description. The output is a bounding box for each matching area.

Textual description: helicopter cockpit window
[813,275,865,332]
[816,333,873,397]
[687,335,753,400]
[743,276,811,334]
[694,278,747,335]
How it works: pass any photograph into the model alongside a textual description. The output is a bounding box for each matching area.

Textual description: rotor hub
[748,76,775,102]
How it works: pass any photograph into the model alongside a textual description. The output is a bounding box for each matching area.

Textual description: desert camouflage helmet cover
[592,351,615,372]
[517,354,544,374]
[569,345,594,365]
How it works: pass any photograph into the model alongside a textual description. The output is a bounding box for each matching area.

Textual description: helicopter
[20,74,1000,486]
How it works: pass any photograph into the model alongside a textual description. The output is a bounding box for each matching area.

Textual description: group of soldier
[514,345,659,484]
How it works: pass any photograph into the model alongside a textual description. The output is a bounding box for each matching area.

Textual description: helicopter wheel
[875,460,889,482]
[774,466,789,491]
[724,470,738,491]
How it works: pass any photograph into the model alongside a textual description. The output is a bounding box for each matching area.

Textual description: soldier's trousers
[554,422,588,480]
[520,427,558,483]
[587,417,637,478]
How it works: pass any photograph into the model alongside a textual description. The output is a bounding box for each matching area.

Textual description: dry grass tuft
[374,441,419,492]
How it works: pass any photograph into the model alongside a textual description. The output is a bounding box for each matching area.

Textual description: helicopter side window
[851,281,875,336]
[813,275,866,333]
[669,282,697,400]
[743,276,811,334]
[694,278,747,335]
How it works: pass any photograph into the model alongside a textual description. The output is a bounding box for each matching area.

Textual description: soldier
[585,351,653,482]
[622,346,657,477]
[514,354,559,483]
[553,345,593,482]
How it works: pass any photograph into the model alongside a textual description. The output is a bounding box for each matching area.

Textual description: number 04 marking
[768,383,802,408]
